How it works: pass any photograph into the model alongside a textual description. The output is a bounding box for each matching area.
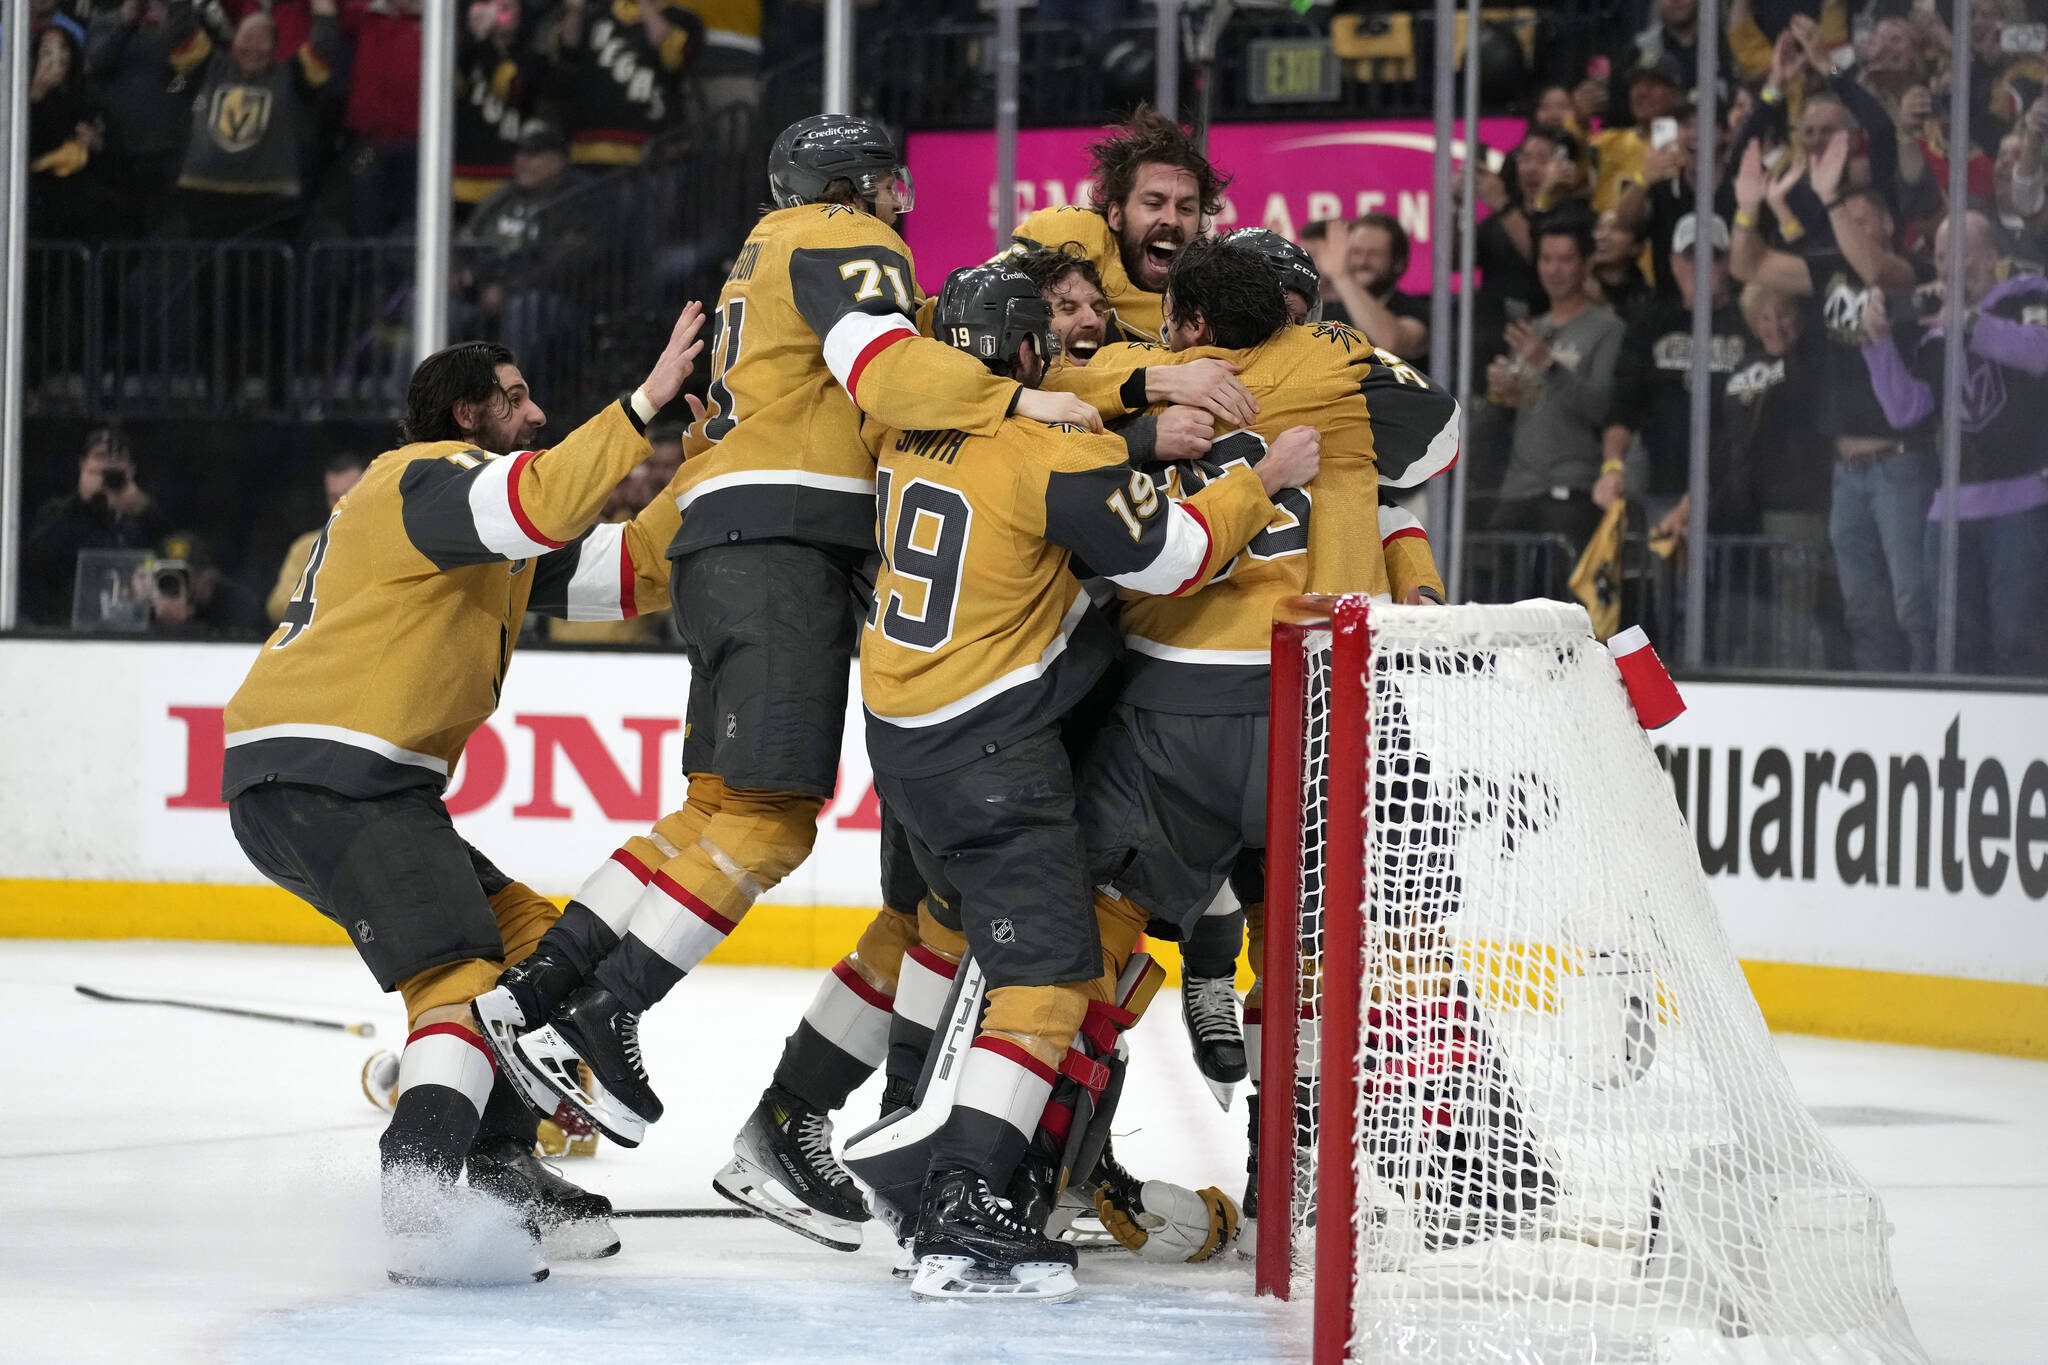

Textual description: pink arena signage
[901,117,1527,295]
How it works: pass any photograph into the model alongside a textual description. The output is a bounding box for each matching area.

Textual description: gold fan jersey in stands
[222,396,674,800]
[1004,205,1163,344]
[860,414,1276,777]
[1098,323,1459,715]
[670,203,1021,557]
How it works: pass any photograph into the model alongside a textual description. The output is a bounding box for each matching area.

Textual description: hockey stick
[611,1208,753,1219]
[74,984,376,1037]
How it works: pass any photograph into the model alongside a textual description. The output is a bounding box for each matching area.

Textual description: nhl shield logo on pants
[991,918,1015,945]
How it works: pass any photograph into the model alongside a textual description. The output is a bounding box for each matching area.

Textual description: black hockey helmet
[1225,227,1323,322]
[767,113,915,214]
[936,262,1058,376]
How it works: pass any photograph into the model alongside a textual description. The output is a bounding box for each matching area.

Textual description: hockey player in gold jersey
[1004,105,1228,345]
[833,261,1320,1300]
[222,305,710,1284]
[474,116,1101,1186]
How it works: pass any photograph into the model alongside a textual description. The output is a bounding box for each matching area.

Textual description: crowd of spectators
[25,0,765,243]
[1392,0,2048,678]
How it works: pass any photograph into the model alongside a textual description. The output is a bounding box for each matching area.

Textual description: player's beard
[1122,223,1186,292]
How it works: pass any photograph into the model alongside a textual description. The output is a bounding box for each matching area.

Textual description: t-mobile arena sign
[901,117,1525,296]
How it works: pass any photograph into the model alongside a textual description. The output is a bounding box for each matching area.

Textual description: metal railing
[23,109,762,429]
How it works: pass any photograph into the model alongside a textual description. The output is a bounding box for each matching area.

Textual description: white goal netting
[1272,599,1925,1364]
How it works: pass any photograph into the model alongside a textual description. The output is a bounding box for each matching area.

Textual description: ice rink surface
[6,940,2044,1364]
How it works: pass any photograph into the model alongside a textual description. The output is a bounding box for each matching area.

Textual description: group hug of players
[218,105,1459,1298]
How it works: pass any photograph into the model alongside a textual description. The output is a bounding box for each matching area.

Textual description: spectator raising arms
[84,0,211,223]
[549,0,702,167]
[26,23,111,239]
[173,0,340,240]
[1733,134,1933,673]
[1308,213,1433,375]
[1859,211,2048,677]
[1485,218,1626,554]
[454,0,548,213]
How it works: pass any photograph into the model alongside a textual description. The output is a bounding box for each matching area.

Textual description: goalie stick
[74,983,376,1036]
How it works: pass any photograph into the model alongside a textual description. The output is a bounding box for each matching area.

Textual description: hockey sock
[885,942,958,1106]
[471,1069,542,1151]
[594,788,824,1012]
[1183,907,1246,982]
[381,1022,497,1185]
[770,957,895,1114]
[927,1035,1058,1195]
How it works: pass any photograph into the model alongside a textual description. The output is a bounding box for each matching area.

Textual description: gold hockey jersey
[223,396,674,799]
[670,203,1022,557]
[1106,323,1459,715]
[1005,205,1162,344]
[860,413,1275,777]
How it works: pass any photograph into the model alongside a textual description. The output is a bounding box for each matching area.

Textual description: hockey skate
[475,947,585,1119]
[908,1167,1079,1302]
[516,986,658,1148]
[1181,973,1248,1110]
[467,1134,621,1261]
[712,1086,869,1252]
[383,1167,547,1287]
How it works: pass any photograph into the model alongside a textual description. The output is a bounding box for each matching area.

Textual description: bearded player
[1004,105,1227,344]
[844,261,1319,1299]
[222,307,710,1284]
[473,115,1100,1163]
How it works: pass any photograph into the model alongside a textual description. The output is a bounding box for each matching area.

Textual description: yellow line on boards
[4,879,2044,1059]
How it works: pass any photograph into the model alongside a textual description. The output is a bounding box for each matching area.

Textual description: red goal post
[1256,594,1926,1365]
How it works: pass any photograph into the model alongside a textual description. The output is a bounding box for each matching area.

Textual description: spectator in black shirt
[85,0,210,224]
[1590,208,1654,325]
[1307,211,1432,373]
[1596,212,1748,526]
[23,426,172,628]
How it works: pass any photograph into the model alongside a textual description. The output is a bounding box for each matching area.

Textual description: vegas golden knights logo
[208,85,275,154]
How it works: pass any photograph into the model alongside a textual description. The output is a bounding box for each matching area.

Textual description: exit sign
[1247,37,1340,104]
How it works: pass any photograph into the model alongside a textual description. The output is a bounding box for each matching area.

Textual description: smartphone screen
[1651,118,1680,151]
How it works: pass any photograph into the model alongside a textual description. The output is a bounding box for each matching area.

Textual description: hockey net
[1257,596,1925,1364]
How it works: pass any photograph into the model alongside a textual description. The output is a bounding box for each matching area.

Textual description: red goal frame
[1258,594,1371,1365]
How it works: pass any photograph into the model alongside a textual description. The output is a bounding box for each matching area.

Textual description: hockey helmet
[767,113,915,214]
[936,263,1058,376]
[1225,227,1323,322]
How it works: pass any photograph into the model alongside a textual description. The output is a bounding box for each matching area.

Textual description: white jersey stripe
[223,722,451,777]
[561,522,632,621]
[822,310,918,395]
[1104,501,1213,595]
[465,452,559,559]
[1381,396,1461,490]
[868,588,1090,729]
[1122,635,1271,667]
[1378,503,1426,545]
[675,468,876,511]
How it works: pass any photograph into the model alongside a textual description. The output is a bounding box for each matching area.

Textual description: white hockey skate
[473,986,568,1119]
[514,1020,649,1149]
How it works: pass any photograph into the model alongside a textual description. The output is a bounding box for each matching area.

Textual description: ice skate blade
[541,1216,621,1261]
[711,1157,864,1252]
[909,1255,1078,1302]
[892,1237,917,1280]
[1200,1075,1237,1112]
[515,1025,649,1149]
[1235,1216,1257,1260]
[387,1264,549,1287]
[474,988,563,1119]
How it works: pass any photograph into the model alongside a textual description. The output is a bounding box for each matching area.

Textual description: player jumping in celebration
[844,261,1319,1300]
[1061,234,1461,1227]
[474,116,1099,1175]
[221,307,710,1284]
[1006,104,1228,344]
